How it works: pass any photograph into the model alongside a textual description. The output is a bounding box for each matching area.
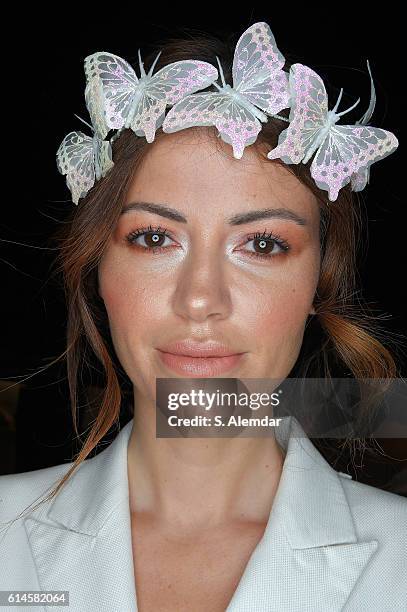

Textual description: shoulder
[0,461,73,525]
[339,472,407,514]
[333,473,407,608]
[338,472,407,542]
[0,462,78,591]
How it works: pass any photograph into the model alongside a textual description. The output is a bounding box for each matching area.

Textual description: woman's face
[98,129,320,397]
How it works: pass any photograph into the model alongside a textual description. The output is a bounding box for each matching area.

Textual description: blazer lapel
[24,420,137,612]
[226,416,378,611]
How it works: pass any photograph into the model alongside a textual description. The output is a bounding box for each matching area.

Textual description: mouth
[156,349,246,377]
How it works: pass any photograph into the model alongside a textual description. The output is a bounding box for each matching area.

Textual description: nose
[171,247,232,323]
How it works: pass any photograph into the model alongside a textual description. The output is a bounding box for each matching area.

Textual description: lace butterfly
[84,49,218,143]
[267,62,399,201]
[56,76,114,205]
[162,22,291,159]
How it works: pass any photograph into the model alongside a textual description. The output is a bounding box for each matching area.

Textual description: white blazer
[0,415,406,611]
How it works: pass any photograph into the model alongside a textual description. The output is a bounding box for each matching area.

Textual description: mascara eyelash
[125,225,290,258]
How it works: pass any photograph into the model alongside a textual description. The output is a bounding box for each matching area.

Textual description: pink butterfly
[84,49,218,143]
[267,62,399,202]
[162,22,291,159]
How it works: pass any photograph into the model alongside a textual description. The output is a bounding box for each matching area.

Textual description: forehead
[125,129,319,223]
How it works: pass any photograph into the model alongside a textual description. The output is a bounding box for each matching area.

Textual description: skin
[98,128,320,578]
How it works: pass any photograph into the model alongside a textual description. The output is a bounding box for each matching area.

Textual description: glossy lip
[156,349,246,377]
[157,339,243,357]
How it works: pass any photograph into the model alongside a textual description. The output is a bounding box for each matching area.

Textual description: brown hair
[1,28,404,529]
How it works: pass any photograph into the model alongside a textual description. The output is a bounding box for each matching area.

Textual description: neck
[127,389,285,533]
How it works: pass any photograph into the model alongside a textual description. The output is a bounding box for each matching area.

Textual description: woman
[1,22,406,612]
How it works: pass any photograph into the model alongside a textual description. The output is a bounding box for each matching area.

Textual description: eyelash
[125,224,290,260]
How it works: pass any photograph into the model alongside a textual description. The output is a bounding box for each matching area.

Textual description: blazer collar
[24,416,378,612]
[43,419,133,536]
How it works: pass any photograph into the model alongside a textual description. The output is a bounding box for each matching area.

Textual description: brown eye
[143,231,166,248]
[252,236,276,255]
[126,225,173,252]
[242,230,290,260]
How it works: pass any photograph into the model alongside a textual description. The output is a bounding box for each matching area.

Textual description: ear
[309,304,316,315]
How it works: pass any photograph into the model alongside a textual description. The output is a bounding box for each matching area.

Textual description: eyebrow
[120,201,307,227]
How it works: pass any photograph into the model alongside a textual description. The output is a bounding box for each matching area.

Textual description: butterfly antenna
[147,50,163,77]
[356,59,376,125]
[74,114,94,133]
[138,49,147,78]
[332,88,344,113]
[216,56,227,87]
[332,87,361,118]
[337,96,361,118]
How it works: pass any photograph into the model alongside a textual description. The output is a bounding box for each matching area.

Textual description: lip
[157,339,243,357]
[156,350,246,377]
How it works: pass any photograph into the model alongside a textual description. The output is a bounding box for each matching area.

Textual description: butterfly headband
[56,21,399,205]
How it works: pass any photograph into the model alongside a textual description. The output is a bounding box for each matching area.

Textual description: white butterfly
[267,62,399,202]
[84,49,218,143]
[162,22,291,159]
[56,76,114,205]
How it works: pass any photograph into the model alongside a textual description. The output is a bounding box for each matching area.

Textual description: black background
[1,9,405,490]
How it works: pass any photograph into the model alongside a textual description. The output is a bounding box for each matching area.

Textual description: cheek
[239,284,310,348]
[235,255,318,329]
[98,253,165,335]
[234,260,319,364]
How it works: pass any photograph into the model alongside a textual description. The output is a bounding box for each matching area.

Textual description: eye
[125,225,175,253]
[241,230,290,260]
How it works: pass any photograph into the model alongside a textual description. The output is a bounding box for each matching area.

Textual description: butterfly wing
[95,137,114,180]
[162,92,262,159]
[84,76,109,140]
[351,166,370,192]
[267,63,328,164]
[56,131,95,205]
[149,60,218,106]
[214,99,262,159]
[84,52,139,130]
[232,21,290,115]
[162,92,228,131]
[127,94,167,142]
[310,125,399,201]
